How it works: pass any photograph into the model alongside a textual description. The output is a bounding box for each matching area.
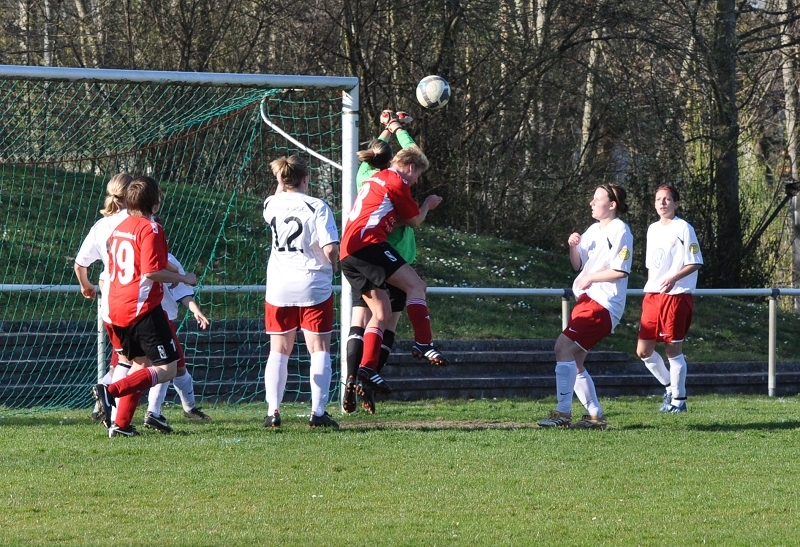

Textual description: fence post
[768,289,779,397]
[96,292,105,384]
[561,289,573,331]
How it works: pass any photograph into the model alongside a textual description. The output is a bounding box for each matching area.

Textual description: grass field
[3,396,800,546]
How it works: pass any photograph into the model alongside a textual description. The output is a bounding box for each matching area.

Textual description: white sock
[574,370,602,417]
[555,361,577,415]
[110,363,131,423]
[669,354,688,402]
[172,371,196,412]
[264,352,289,415]
[309,351,332,417]
[642,352,670,387]
[147,381,169,415]
[101,370,113,385]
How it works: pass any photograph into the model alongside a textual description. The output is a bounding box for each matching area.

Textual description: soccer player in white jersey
[636,185,703,413]
[262,155,340,429]
[142,253,211,433]
[538,183,633,430]
[74,173,132,424]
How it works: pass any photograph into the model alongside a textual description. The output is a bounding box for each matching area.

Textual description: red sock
[406,299,432,345]
[108,368,158,398]
[360,327,383,370]
[114,391,142,428]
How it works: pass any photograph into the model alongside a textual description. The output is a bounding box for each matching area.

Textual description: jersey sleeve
[74,222,103,267]
[315,201,339,248]
[139,221,168,274]
[608,222,633,274]
[394,129,416,150]
[389,180,421,220]
[682,223,703,265]
[166,254,194,302]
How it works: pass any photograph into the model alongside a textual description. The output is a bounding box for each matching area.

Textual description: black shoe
[357,366,392,395]
[411,343,449,366]
[360,383,376,415]
[183,407,211,421]
[108,423,140,438]
[343,376,358,414]
[309,411,339,429]
[263,410,281,428]
[143,411,173,434]
[92,384,115,428]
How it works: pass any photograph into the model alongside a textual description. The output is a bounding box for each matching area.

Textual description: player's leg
[301,295,338,429]
[662,294,693,413]
[356,288,393,394]
[263,303,297,428]
[343,301,369,414]
[638,293,672,409]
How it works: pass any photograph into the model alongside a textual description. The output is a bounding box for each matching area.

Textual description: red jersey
[341,168,420,258]
[106,215,169,327]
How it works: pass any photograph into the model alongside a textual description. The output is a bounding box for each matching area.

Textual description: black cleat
[92,384,115,428]
[309,411,339,429]
[411,343,449,366]
[360,383,376,415]
[183,407,211,421]
[108,423,140,437]
[357,366,392,395]
[143,411,173,434]
[343,375,358,414]
[263,410,281,428]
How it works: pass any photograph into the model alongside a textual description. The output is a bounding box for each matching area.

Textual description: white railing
[2,284,798,397]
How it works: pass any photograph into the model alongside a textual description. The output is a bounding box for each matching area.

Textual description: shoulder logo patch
[618,247,631,261]
[689,243,700,254]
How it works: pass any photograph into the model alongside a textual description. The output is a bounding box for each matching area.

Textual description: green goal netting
[0,66,358,414]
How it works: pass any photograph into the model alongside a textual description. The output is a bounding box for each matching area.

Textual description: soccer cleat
[357,366,392,395]
[263,410,281,428]
[665,401,687,413]
[571,414,608,430]
[342,375,358,414]
[92,384,115,428]
[309,411,340,429]
[108,423,140,438]
[183,407,211,421]
[411,343,450,366]
[143,411,173,434]
[658,391,672,412]
[537,410,572,428]
[360,383,376,415]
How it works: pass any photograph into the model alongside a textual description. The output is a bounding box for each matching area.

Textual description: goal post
[0,65,358,412]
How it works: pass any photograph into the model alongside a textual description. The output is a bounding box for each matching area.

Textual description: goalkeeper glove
[379,110,394,127]
[395,111,414,126]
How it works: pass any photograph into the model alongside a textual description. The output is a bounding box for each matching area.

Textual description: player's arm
[73,263,96,299]
[322,242,340,272]
[658,264,702,293]
[404,195,443,228]
[145,269,197,286]
[178,295,209,329]
[567,232,583,271]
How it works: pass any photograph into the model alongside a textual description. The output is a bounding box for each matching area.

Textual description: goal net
[0,66,358,413]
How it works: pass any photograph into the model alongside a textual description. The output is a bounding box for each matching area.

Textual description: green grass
[2,396,800,546]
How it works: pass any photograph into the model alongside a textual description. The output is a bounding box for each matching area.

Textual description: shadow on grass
[688,421,800,432]
[342,420,541,431]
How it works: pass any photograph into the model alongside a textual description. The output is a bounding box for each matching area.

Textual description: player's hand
[80,285,96,299]
[194,310,210,330]
[659,277,675,293]
[567,232,581,246]
[183,273,198,286]
[423,195,443,210]
[379,109,394,127]
[396,111,414,126]
[576,275,594,291]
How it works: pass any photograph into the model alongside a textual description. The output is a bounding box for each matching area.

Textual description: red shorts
[168,320,186,368]
[104,322,123,352]
[562,294,613,351]
[638,292,694,343]
[265,295,334,335]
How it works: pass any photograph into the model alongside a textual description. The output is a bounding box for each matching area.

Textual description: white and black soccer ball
[416,76,451,110]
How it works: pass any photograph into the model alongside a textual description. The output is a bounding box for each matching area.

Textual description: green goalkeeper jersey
[355,129,417,264]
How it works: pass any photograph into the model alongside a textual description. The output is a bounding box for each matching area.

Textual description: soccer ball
[416,76,451,109]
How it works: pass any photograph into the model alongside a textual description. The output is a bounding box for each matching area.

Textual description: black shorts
[353,283,407,313]
[341,242,407,299]
[113,305,180,365]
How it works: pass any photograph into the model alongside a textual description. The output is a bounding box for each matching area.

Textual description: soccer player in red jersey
[92,176,198,437]
[340,145,448,397]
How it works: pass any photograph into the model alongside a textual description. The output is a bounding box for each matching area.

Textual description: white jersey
[74,209,129,323]
[573,217,634,329]
[263,191,339,307]
[161,254,195,321]
[643,217,703,294]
